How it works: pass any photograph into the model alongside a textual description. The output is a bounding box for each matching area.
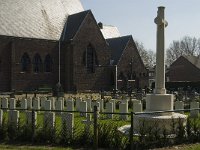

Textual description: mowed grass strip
[0,144,73,150]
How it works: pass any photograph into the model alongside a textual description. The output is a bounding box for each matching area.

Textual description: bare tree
[135,40,156,68]
[166,36,200,65]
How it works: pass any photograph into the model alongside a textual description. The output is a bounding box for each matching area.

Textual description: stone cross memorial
[133,6,187,133]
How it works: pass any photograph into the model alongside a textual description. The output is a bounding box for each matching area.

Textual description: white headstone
[9,98,16,110]
[110,99,116,112]
[26,111,37,126]
[0,109,2,126]
[33,97,40,110]
[21,98,27,110]
[55,99,63,114]
[27,97,32,109]
[8,110,19,125]
[106,102,113,119]
[119,103,128,120]
[175,101,184,114]
[85,98,92,112]
[40,97,47,109]
[190,101,199,118]
[2,98,8,110]
[76,98,82,111]
[66,99,74,111]
[61,113,74,138]
[44,100,51,110]
[58,97,64,110]
[133,100,142,113]
[44,112,55,129]
[97,99,104,112]
[49,97,55,110]
[80,101,87,117]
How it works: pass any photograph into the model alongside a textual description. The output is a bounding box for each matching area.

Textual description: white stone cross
[154,6,168,95]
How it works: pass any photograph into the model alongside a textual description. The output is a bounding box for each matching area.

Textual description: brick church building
[0,0,148,92]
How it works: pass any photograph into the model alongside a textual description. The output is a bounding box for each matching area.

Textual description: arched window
[83,44,98,73]
[33,53,42,73]
[21,53,31,72]
[44,54,53,72]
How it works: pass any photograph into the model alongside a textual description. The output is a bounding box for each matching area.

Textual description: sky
[81,0,200,51]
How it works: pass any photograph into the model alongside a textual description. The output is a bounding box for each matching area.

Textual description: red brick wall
[10,38,59,91]
[0,36,12,91]
[169,57,200,81]
[117,39,148,89]
[71,12,111,91]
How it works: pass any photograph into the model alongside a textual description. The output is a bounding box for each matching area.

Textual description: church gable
[61,10,90,41]
[169,56,200,82]
[116,36,148,89]
[64,11,111,91]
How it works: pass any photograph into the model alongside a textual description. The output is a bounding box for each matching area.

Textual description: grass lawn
[0,144,73,150]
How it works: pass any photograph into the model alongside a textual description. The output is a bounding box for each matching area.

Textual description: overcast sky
[81,0,200,51]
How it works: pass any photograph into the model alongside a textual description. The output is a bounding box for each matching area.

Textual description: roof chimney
[98,22,103,29]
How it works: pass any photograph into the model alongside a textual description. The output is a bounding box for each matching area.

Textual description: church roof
[182,55,200,70]
[107,35,132,65]
[61,10,90,41]
[0,0,84,40]
[101,25,121,39]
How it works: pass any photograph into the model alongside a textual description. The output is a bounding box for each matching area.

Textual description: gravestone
[85,98,92,112]
[44,100,51,110]
[82,114,93,134]
[133,100,142,113]
[8,110,19,125]
[2,98,8,111]
[9,98,16,109]
[49,97,55,110]
[106,102,113,119]
[80,101,87,117]
[190,101,199,118]
[119,103,128,120]
[33,97,40,110]
[97,99,104,112]
[175,101,184,114]
[76,98,82,111]
[26,111,37,126]
[0,109,2,126]
[27,97,32,109]
[21,98,27,110]
[55,99,63,114]
[44,112,55,129]
[61,113,74,138]
[110,99,116,112]
[66,99,74,111]
[58,97,64,110]
[40,97,47,109]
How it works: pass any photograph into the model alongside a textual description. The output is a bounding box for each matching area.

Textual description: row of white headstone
[0,109,74,138]
[0,97,143,120]
[174,101,199,117]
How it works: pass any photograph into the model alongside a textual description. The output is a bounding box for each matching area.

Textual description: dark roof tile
[107,35,132,65]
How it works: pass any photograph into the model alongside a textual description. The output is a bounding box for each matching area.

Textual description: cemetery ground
[0,92,200,149]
